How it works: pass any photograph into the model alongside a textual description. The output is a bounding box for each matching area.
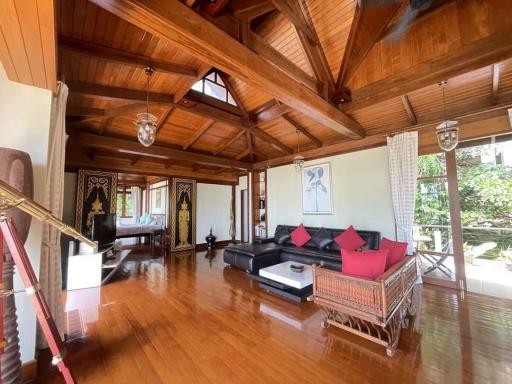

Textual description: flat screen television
[92,213,116,251]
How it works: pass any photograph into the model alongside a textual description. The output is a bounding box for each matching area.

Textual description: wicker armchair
[312,255,418,357]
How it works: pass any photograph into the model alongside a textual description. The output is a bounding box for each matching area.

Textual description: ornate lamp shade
[436,120,459,151]
[135,113,157,147]
[293,155,305,172]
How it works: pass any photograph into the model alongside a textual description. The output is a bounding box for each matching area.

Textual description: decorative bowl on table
[290,264,304,273]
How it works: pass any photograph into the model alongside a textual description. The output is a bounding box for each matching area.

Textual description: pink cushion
[341,249,388,280]
[334,225,366,251]
[290,224,311,247]
[380,237,408,269]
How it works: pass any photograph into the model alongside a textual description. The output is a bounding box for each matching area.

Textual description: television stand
[67,248,131,290]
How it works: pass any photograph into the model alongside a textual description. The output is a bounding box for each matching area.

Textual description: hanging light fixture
[436,80,459,151]
[134,66,157,147]
[293,129,305,172]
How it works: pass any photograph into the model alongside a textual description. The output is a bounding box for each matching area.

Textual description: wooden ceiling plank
[344,27,512,112]
[69,132,253,170]
[400,95,417,125]
[281,113,322,148]
[270,0,316,44]
[336,3,401,90]
[183,119,215,150]
[248,31,317,92]
[67,106,107,117]
[89,0,364,139]
[491,64,500,104]
[131,155,142,165]
[213,130,246,155]
[235,148,251,161]
[155,106,174,138]
[219,73,247,114]
[59,35,198,78]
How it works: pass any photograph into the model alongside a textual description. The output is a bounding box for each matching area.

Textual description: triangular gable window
[191,71,237,106]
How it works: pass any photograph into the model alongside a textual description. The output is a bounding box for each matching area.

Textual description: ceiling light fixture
[293,129,305,172]
[135,66,157,147]
[436,80,459,152]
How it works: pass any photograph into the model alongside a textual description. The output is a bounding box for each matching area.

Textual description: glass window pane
[216,75,225,86]
[227,93,236,106]
[124,193,133,217]
[206,72,215,81]
[116,193,123,217]
[418,153,446,178]
[204,81,227,101]
[192,80,203,92]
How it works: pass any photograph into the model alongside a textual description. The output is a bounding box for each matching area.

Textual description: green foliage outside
[415,144,512,262]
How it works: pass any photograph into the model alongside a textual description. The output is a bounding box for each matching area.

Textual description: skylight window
[191,71,237,106]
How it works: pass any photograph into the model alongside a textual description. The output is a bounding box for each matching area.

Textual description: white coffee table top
[259,261,313,289]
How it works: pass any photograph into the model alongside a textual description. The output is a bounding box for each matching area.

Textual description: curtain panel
[37,82,68,347]
[387,132,418,255]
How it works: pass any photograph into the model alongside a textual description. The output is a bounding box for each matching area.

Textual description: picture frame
[301,162,332,215]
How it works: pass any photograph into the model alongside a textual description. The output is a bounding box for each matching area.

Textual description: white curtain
[37,82,68,347]
[387,132,418,254]
[131,186,141,223]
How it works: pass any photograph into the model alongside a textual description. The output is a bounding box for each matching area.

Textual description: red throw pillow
[342,249,388,280]
[334,225,366,251]
[380,237,408,270]
[290,224,311,247]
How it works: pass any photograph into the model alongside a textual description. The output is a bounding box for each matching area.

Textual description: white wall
[0,65,52,362]
[267,147,396,240]
[196,183,232,242]
[235,175,248,241]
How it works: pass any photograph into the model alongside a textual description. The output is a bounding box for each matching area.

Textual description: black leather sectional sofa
[223,225,381,273]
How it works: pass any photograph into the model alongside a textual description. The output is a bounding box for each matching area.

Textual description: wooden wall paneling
[0,0,57,91]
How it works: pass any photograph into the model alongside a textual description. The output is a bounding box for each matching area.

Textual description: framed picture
[301,163,332,214]
[170,178,196,252]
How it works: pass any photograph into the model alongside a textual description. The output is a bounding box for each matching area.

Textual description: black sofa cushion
[311,228,333,250]
[274,225,291,245]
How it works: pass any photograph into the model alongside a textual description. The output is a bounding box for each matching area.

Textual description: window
[116,187,133,218]
[191,71,237,106]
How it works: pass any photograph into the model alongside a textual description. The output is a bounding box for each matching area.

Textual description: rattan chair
[311,255,418,357]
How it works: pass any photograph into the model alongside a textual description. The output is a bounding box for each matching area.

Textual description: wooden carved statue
[178,201,190,247]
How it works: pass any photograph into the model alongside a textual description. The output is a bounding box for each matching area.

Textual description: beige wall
[196,183,232,242]
[267,146,396,240]
[235,175,248,241]
[0,64,52,362]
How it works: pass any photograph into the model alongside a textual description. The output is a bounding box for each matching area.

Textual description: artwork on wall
[301,163,332,214]
[170,178,196,252]
[75,170,117,237]
[155,189,162,209]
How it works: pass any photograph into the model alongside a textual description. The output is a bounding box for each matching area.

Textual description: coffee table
[250,261,313,302]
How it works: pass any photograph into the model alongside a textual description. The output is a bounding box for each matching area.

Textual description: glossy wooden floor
[38,246,512,384]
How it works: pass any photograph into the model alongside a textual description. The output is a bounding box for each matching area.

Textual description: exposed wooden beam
[67,106,106,117]
[248,31,317,92]
[69,81,293,154]
[252,100,292,122]
[59,35,198,78]
[492,64,500,104]
[155,106,174,138]
[336,3,400,90]
[270,0,316,44]
[344,26,512,112]
[283,0,335,97]
[230,0,275,20]
[66,152,237,183]
[183,120,215,150]
[246,131,255,162]
[68,81,174,104]
[68,132,253,170]
[281,114,322,148]
[400,95,417,125]
[256,100,512,169]
[89,0,364,139]
[175,63,212,102]
[213,130,246,155]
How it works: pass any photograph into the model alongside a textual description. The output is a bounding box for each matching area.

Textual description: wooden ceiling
[2,0,512,184]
